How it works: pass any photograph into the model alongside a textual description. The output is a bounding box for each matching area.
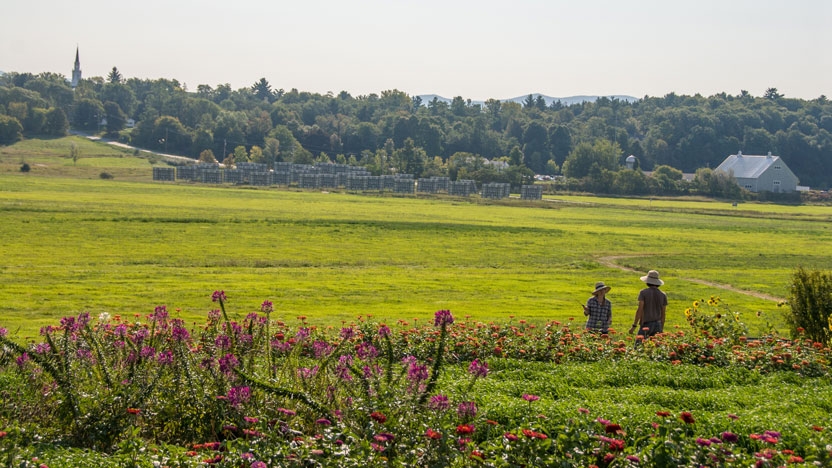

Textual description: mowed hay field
[1,169,831,340]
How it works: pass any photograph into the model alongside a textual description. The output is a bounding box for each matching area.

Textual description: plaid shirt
[584,296,612,331]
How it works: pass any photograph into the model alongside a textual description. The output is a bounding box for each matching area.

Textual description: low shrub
[786,267,832,344]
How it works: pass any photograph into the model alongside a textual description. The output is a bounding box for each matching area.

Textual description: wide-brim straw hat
[640,270,664,286]
[592,281,611,295]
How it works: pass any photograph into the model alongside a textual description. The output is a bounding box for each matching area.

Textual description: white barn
[715,151,800,193]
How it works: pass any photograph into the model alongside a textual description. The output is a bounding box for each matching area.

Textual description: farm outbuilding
[715,151,800,193]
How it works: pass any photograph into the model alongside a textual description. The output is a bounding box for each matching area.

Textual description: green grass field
[1,137,831,339]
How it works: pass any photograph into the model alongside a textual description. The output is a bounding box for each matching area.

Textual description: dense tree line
[2,70,830,191]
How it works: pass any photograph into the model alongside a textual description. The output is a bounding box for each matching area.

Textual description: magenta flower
[357,342,378,360]
[171,319,190,342]
[215,334,231,350]
[312,341,334,358]
[152,306,168,322]
[721,431,738,443]
[429,394,450,411]
[76,348,93,361]
[226,386,251,408]
[260,300,273,313]
[0,327,7,337]
[218,353,240,377]
[406,363,428,392]
[297,366,319,379]
[156,350,174,366]
[457,401,477,419]
[468,359,489,378]
[211,290,227,302]
[316,418,332,426]
[522,394,540,402]
[340,327,355,340]
[696,437,711,447]
[335,354,354,381]
[378,324,391,338]
[374,433,395,442]
[16,352,30,368]
[278,408,297,417]
[434,309,454,327]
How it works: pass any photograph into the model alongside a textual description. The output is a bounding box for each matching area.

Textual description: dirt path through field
[597,255,785,302]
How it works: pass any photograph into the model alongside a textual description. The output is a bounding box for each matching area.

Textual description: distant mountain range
[416,93,638,107]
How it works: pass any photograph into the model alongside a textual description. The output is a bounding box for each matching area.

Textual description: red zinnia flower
[370,412,387,423]
[456,424,475,435]
[679,411,695,424]
[126,408,141,415]
[604,423,623,434]
[521,428,548,439]
[655,411,671,417]
[425,428,442,440]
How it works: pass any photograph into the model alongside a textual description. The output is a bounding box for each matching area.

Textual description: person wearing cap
[629,270,667,338]
[583,281,612,333]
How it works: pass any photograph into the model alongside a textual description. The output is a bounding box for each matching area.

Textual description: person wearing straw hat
[583,281,612,333]
[629,270,667,338]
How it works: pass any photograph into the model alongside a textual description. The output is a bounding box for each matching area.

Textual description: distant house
[715,151,800,193]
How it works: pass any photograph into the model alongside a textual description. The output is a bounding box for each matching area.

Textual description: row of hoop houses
[152,162,544,200]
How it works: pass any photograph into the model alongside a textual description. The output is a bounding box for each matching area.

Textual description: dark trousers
[637,320,663,338]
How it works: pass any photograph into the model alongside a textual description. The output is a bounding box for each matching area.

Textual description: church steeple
[71,46,82,88]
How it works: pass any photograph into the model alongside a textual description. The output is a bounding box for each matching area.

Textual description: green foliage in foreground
[1,296,831,467]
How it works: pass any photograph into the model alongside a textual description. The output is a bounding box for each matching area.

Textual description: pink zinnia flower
[522,394,540,402]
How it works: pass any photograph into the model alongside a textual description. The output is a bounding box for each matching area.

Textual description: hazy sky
[2,0,829,101]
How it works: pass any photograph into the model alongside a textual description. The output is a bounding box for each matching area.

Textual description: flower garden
[0,292,830,467]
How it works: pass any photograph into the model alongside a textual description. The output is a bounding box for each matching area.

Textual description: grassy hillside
[0,135,158,181]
